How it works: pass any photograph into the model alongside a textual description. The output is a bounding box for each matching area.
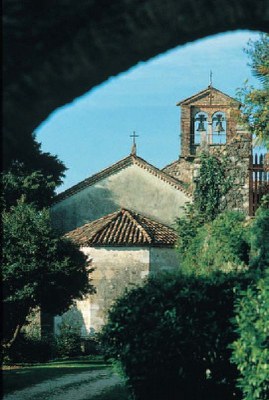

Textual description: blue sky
[36,30,261,192]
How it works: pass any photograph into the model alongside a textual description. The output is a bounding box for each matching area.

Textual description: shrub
[194,153,232,221]
[101,272,252,400]
[249,207,269,269]
[180,211,250,276]
[3,334,54,364]
[176,203,205,261]
[81,336,102,356]
[231,271,269,400]
[54,322,82,358]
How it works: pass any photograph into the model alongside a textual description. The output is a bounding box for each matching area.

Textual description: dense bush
[3,334,54,364]
[101,272,252,400]
[54,321,102,358]
[54,330,82,359]
[249,207,269,269]
[194,153,232,221]
[178,211,250,276]
[231,271,269,400]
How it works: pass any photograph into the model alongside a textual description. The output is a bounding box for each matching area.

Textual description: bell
[214,121,224,133]
[197,121,206,132]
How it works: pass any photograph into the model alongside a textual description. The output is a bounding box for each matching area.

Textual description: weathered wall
[51,163,190,233]
[163,157,195,190]
[3,1,268,163]
[193,125,252,214]
[149,247,180,274]
[164,125,252,214]
[179,88,240,157]
[219,126,252,213]
[55,245,178,334]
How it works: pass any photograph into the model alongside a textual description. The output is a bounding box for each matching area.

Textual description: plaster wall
[51,163,190,233]
[55,245,178,335]
[149,247,180,275]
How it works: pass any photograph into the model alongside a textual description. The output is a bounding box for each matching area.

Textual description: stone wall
[163,157,195,190]
[149,247,180,274]
[164,125,252,214]
[55,245,179,334]
[179,88,241,157]
[218,127,252,214]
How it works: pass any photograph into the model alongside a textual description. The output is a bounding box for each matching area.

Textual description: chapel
[50,84,252,335]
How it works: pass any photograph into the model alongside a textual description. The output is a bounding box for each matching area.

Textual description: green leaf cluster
[2,163,58,209]
[179,211,250,276]
[237,33,269,148]
[249,207,269,269]
[231,272,269,400]
[194,153,232,221]
[2,200,94,348]
[101,272,252,400]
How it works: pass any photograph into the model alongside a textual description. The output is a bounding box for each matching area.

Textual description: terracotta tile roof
[65,209,178,247]
[54,154,192,204]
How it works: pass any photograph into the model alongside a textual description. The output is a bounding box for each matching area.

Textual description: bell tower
[177,85,241,158]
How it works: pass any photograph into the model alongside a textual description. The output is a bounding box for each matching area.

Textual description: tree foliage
[249,207,269,269]
[4,133,66,182]
[194,153,231,221]
[2,132,66,210]
[177,153,237,275]
[2,200,94,349]
[231,272,269,400]
[179,211,250,276]
[238,33,269,148]
[101,272,252,400]
[176,203,205,260]
[2,163,59,209]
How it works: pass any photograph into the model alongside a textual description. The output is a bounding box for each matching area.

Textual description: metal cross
[209,70,213,87]
[130,131,139,145]
[209,70,213,104]
[130,131,139,155]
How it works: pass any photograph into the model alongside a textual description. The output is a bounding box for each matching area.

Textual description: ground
[2,360,128,400]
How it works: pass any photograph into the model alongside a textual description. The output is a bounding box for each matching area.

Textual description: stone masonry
[163,87,252,214]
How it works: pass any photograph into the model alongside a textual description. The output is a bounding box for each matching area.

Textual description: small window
[212,112,226,144]
[194,112,208,145]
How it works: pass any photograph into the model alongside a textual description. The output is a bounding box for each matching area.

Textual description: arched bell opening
[193,112,208,145]
[211,111,227,144]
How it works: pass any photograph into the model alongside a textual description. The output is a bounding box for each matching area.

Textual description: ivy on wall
[194,152,232,221]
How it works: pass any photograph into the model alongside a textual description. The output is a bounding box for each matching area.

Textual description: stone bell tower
[177,85,241,158]
[163,85,252,214]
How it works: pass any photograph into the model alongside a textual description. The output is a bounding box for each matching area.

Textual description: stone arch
[211,111,227,144]
[3,0,269,162]
[194,111,208,145]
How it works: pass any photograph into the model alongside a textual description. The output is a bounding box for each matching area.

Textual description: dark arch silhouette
[3,0,269,162]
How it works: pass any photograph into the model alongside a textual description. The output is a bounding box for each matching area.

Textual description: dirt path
[3,368,123,400]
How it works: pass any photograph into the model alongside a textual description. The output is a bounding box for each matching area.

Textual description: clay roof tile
[65,208,178,247]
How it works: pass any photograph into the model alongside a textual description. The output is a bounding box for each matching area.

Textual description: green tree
[101,272,251,400]
[180,211,250,276]
[194,153,231,221]
[231,272,269,400]
[2,200,94,349]
[4,133,66,181]
[2,132,66,210]
[177,153,234,272]
[249,207,269,269]
[238,33,269,148]
[2,163,59,209]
